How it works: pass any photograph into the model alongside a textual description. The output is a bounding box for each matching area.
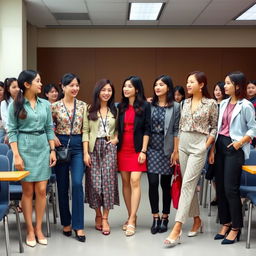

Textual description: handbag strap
[62,99,77,147]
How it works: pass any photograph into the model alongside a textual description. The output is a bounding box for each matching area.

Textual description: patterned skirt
[85,138,119,209]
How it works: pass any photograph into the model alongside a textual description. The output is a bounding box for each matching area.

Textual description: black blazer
[117,102,151,152]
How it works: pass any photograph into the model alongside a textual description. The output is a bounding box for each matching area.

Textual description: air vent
[52,13,90,20]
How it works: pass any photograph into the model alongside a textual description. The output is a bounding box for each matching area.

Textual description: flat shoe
[36,237,47,245]
[122,220,128,231]
[125,224,136,236]
[26,238,36,248]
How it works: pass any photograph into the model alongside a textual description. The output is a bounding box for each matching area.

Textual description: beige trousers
[175,132,207,224]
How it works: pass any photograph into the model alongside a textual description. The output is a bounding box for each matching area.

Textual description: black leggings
[147,173,172,214]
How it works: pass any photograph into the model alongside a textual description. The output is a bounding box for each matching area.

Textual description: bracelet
[141,151,147,155]
[50,148,56,152]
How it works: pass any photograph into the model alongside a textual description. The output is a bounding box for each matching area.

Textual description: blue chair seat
[240,186,256,197]
[0,204,9,220]
[247,192,256,205]
[9,185,23,201]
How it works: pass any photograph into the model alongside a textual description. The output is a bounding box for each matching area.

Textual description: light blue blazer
[216,98,256,159]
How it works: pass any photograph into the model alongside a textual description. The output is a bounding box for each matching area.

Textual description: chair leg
[11,205,24,253]
[199,174,204,205]
[54,182,59,218]
[246,202,253,249]
[45,194,51,237]
[51,187,57,224]
[3,215,11,256]
[203,176,208,208]
[208,181,212,216]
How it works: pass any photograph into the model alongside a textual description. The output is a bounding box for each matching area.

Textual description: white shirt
[0,98,13,130]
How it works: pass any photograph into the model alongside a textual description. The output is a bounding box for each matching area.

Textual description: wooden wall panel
[37,48,256,103]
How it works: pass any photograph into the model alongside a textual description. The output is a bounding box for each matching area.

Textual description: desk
[0,171,30,181]
[242,165,256,175]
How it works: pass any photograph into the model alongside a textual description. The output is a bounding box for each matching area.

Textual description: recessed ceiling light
[129,2,164,21]
[236,4,256,20]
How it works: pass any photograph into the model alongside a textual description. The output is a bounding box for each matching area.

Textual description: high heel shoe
[74,230,86,243]
[214,224,231,240]
[164,230,182,248]
[151,217,161,234]
[221,228,241,245]
[159,216,169,233]
[102,217,111,235]
[187,221,204,237]
[95,215,102,231]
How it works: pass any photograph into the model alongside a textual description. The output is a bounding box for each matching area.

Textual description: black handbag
[56,99,76,163]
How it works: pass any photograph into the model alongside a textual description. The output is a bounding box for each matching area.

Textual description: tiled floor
[1,173,256,255]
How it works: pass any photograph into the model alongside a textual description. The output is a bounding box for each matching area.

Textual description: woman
[147,75,180,234]
[174,86,185,104]
[83,79,119,235]
[164,71,218,247]
[209,81,227,206]
[209,71,256,245]
[1,78,20,134]
[214,82,226,104]
[7,70,56,247]
[117,76,151,236]
[246,80,256,110]
[43,83,60,104]
[52,73,86,242]
[0,81,4,139]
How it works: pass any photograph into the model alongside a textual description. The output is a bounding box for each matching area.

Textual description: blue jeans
[55,134,85,230]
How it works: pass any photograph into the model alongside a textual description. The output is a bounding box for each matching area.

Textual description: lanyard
[99,108,109,134]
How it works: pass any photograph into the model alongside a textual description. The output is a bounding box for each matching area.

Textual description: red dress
[117,105,147,172]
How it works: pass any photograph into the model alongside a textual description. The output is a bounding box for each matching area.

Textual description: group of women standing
[4,69,256,249]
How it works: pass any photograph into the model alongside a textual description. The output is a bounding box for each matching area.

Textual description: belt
[19,130,45,135]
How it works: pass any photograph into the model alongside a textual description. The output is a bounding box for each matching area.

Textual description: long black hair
[3,77,18,104]
[119,76,146,115]
[88,79,117,120]
[151,75,174,107]
[14,70,38,119]
[227,71,247,100]
[174,86,186,101]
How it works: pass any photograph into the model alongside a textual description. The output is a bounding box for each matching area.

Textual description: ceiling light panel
[236,3,256,20]
[129,3,164,20]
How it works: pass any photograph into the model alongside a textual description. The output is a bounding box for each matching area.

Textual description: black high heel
[221,228,241,245]
[62,229,72,237]
[150,217,161,234]
[74,230,86,242]
[214,224,231,240]
[159,216,169,233]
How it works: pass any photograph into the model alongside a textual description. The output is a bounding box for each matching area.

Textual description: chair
[0,155,11,255]
[0,143,9,156]
[246,192,256,249]
[6,150,13,170]
[0,180,11,256]
[240,149,256,198]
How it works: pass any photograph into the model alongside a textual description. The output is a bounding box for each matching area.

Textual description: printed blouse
[51,99,86,135]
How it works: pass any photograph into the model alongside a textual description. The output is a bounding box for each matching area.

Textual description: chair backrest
[0,155,10,171]
[0,143,9,156]
[6,149,13,170]
[0,181,9,208]
[241,149,256,186]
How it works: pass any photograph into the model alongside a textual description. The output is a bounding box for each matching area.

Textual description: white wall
[0,0,27,80]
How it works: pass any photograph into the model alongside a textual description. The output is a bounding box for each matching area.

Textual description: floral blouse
[51,99,86,135]
[179,97,218,138]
